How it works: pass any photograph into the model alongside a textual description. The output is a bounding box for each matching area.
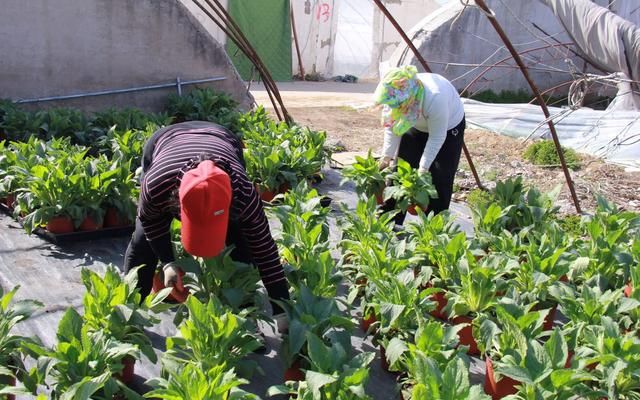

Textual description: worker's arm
[232,169,290,313]
[137,175,176,265]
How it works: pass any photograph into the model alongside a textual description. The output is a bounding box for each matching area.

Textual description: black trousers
[381,117,466,225]
[124,219,253,300]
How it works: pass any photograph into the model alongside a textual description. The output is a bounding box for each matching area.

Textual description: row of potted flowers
[337,166,639,399]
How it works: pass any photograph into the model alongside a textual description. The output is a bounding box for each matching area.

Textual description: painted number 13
[316,2,331,22]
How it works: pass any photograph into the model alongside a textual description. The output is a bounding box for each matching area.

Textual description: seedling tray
[0,203,133,244]
[32,225,135,245]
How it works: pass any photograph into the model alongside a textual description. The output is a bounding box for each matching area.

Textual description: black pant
[124,218,253,300]
[381,117,466,225]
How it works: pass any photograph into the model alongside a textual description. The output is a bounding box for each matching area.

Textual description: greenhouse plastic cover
[462,98,640,171]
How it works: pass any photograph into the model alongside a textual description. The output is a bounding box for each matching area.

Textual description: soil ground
[251,81,640,215]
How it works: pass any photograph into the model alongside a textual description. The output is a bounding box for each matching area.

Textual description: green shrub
[556,214,583,238]
[523,139,580,169]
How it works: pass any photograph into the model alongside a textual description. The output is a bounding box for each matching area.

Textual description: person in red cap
[124,121,289,333]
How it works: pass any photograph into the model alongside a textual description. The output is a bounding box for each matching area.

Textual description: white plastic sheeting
[463,99,640,170]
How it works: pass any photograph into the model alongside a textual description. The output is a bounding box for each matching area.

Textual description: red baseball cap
[179,160,232,258]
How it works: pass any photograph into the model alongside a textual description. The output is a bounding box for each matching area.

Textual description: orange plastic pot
[78,216,102,231]
[453,315,480,355]
[46,216,75,234]
[152,270,189,303]
[103,208,131,228]
[284,358,305,382]
[115,356,135,384]
[484,357,520,399]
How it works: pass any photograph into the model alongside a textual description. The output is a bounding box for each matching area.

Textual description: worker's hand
[163,262,184,291]
[379,156,393,170]
[274,313,289,335]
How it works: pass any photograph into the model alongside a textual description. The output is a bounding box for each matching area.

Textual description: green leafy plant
[0,286,42,397]
[162,296,261,378]
[384,159,438,212]
[268,332,374,399]
[340,150,388,199]
[80,266,170,364]
[523,139,580,170]
[180,247,263,317]
[276,286,354,368]
[403,355,490,400]
[384,319,464,373]
[145,363,258,400]
[23,308,143,399]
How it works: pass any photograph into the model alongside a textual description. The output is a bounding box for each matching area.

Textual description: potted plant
[365,270,435,371]
[384,319,465,377]
[384,158,438,215]
[80,266,170,383]
[23,308,143,399]
[0,286,42,400]
[162,296,262,379]
[572,317,640,398]
[145,363,256,400]
[400,355,490,400]
[476,302,551,399]
[340,150,389,203]
[445,261,500,356]
[275,286,354,380]
[268,332,374,399]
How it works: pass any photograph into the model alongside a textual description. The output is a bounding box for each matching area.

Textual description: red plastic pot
[624,282,633,298]
[284,358,305,382]
[375,191,384,205]
[259,189,276,202]
[484,357,520,399]
[152,270,189,303]
[542,305,557,331]
[103,208,131,228]
[115,356,135,384]
[361,311,378,334]
[407,204,418,215]
[430,291,448,321]
[46,216,75,234]
[452,315,480,355]
[78,215,102,231]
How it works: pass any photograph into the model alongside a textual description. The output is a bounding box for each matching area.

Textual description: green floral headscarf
[373,65,424,136]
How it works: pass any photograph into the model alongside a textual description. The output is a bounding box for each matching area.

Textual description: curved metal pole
[372,0,485,191]
[474,0,581,213]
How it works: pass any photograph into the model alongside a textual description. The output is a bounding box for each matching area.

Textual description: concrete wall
[0,0,251,112]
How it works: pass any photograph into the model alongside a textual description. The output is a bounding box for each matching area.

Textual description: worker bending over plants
[123,121,289,333]
[375,65,466,225]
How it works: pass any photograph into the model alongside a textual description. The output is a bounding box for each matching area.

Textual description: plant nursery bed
[31,224,135,245]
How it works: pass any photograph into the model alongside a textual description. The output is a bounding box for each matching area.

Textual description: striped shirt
[138,122,288,301]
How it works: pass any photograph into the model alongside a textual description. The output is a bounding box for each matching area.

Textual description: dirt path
[251,83,640,215]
